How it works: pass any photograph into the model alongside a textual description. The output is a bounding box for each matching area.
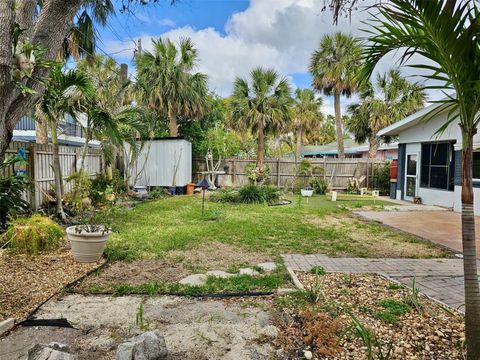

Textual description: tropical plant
[39,65,94,221]
[291,88,324,162]
[0,156,30,230]
[360,1,480,357]
[135,37,208,137]
[230,67,292,181]
[2,214,64,255]
[309,32,362,158]
[347,69,425,158]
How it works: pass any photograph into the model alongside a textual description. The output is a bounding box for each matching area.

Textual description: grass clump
[373,299,411,325]
[2,214,64,254]
[310,265,327,275]
[211,185,280,205]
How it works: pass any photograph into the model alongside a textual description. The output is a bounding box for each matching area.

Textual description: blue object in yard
[390,181,396,199]
[168,186,176,195]
[197,178,210,216]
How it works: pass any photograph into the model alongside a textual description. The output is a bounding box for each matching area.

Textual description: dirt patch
[0,294,277,359]
[78,260,190,291]
[166,241,272,272]
[304,214,451,258]
[275,272,464,359]
[0,248,103,322]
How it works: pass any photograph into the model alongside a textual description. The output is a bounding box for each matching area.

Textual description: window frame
[419,141,455,192]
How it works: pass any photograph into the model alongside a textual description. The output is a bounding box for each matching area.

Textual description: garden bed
[0,248,104,322]
[274,272,464,359]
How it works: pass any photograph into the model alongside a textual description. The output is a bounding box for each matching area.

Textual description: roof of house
[377,99,453,137]
[301,139,398,157]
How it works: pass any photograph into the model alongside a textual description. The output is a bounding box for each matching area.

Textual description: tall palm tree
[347,69,425,158]
[360,1,480,358]
[230,68,292,176]
[309,32,362,158]
[40,65,93,221]
[291,89,323,162]
[135,37,208,137]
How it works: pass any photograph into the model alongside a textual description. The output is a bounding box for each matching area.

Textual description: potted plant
[66,208,113,263]
[301,186,314,197]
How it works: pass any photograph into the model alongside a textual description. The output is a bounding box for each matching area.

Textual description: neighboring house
[378,101,480,214]
[301,138,398,160]
[13,113,100,148]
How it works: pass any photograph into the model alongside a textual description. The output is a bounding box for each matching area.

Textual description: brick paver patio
[282,253,472,313]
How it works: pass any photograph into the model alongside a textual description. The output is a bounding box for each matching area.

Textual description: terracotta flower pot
[66,226,111,263]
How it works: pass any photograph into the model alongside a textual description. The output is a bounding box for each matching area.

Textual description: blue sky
[97,0,438,115]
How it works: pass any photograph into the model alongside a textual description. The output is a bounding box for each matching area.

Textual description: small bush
[90,173,111,204]
[210,188,240,203]
[2,214,64,254]
[374,161,391,195]
[239,185,280,204]
[312,178,329,195]
[148,188,169,200]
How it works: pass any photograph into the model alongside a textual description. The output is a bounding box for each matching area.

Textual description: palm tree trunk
[256,122,265,171]
[334,91,345,159]
[168,107,178,137]
[368,134,379,159]
[79,130,90,172]
[35,119,48,145]
[50,123,66,221]
[295,125,303,163]
[461,131,480,360]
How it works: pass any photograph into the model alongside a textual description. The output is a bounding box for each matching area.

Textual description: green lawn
[106,194,448,262]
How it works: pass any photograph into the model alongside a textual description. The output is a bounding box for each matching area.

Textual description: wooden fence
[193,157,386,190]
[3,141,103,209]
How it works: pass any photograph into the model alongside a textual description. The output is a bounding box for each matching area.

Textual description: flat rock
[116,330,167,360]
[178,274,207,286]
[28,343,75,360]
[239,268,260,276]
[206,270,234,278]
[0,318,14,335]
[276,288,297,296]
[257,262,276,273]
[258,325,279,338]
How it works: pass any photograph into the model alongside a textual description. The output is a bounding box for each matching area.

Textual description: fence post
[27,144,37,209]
[232,159,236,186]
[366,159,369,189]
[277,158,281,187]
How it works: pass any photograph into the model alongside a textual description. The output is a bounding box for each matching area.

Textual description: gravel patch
[275,272,464,359]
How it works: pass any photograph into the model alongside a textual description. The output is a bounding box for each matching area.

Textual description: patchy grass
[107,194,449,263]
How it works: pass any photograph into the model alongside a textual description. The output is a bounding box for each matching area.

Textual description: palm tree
[135,37,208,137]
[360,1,480,358]
[347,69,425,158]
[309,32,362,158]
[291,89,323,162]
[40,65,93,221]
[230,68,292,177]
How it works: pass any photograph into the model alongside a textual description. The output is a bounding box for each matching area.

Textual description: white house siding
[394,109,480,214]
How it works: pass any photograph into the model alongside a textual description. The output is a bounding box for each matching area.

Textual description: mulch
[0,248,104,322]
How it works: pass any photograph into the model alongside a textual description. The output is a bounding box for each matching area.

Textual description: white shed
[126,138,192,187]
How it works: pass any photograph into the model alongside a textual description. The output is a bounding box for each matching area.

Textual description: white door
[405,153,418,201]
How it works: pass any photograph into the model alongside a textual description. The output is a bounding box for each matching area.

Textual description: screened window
[420,142,455,191]
[474,152,480,179]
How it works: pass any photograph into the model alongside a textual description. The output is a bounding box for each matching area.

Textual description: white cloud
[106,0,444,112]
[158,17,176,27]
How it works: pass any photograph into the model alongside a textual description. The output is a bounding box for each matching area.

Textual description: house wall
[397,110,480,214]
[360,149,398,160]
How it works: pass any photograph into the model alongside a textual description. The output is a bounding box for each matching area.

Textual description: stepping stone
[179,274,207,286]
[239,268,260,276]
[276,288,297,296]
[206,270,234,278]
[257,262,276,273]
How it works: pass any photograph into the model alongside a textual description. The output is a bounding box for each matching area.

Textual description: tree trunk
[295,125,303,163]
[368,134,379,159]
[79,130,90,172]
[0,0,83,161]
[334,91,345,159]
[36,119,49,145]
[168,107,178,137]
[256,123,265,171]
[50,124,66,221]
[461,131,480,360]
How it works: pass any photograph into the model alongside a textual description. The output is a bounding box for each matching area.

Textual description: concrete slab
[356,210,480,257]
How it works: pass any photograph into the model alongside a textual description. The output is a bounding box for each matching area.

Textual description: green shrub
[311,178,329,195]
[374,161,391,195]
[0,156,30,230]
[90,173,110,204]
[210,188,240,203]
[148,188,170,200]
[239,185,280,204]
[2,214,64,254]
[261,186,281,203]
